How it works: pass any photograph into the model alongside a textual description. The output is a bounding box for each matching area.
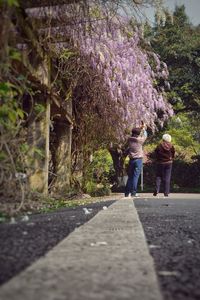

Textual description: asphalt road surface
[1,194,200,300]
[0,198,162,300]
[0,200,115,286]
[135,196,200,300]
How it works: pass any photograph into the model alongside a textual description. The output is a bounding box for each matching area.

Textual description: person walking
[124,123,147,198]
[153,134,175,197]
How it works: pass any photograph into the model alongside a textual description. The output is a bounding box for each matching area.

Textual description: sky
[142,0,200,26]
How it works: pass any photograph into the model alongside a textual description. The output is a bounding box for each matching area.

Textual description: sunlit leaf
[8,110,17,123]
[17,108,24,119]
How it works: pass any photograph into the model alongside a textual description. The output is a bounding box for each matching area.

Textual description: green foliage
[144,5,200,166]
[166,116,200,159]
[85,181,111,197]
[0,0,19,7]
[149,5,200,113]
[33,147,45,158]
[145,115,200,161]
[59,49,77,60]
[34,103,45,115]
[0,41,47,203]
[20,143,29,154]
[39,196,112,214]
[86,149,114,183]
[9,48,21,61]
[41,198,77,212]
[0,212,8,223]
[89,7,101,19]
[83,149,114,196]
[0,82,24,130]
[0,151,7,161]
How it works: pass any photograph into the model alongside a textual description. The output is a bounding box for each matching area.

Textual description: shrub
[83,149,114,191]
[85,181,111,197]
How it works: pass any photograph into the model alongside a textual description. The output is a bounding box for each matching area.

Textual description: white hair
[162,134,171,143]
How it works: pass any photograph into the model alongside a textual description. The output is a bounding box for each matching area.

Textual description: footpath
[0,197,163,300]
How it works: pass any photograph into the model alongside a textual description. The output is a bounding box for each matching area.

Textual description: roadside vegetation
[0,1,199,218]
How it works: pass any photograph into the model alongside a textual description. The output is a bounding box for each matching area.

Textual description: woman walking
[153,134,175,197]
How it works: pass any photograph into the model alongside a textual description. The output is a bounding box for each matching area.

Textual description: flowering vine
[68,13,173,141]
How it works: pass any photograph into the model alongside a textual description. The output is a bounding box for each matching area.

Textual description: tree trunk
[109,148,127,185]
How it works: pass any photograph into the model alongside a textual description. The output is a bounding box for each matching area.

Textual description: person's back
[128,132,147,160]
[153,134,175,197]
[124,125,147,197]
[155,139,175,164]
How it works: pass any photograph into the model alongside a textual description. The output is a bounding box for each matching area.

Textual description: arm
[139,128,147,144]
[171,146,175,159]
[140,122,147,139]
[154,146,159,159]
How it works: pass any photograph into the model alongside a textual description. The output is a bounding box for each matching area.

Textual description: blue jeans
[125,158,143,196]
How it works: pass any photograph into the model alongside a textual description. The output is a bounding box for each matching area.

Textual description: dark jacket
[155,141,175,164]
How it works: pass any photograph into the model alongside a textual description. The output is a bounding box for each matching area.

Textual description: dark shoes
[124,193,139,198]
[153,191,169,197]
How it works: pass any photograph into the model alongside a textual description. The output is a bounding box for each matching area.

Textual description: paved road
[0,194,200,300]
[135,193,200,300]
[0,198,162,300]
[0,200,116,285]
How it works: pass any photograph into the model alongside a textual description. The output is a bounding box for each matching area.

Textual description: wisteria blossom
[68,12,173,140]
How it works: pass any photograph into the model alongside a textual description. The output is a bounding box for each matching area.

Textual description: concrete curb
[0,199,163,300]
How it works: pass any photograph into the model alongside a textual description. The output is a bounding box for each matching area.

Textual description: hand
[140,122,147,130]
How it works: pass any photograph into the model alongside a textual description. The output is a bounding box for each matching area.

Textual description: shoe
[131,193,140,198]
[153,192,157,196]
[164,194,169,197]
[121,194,131,200]
[125,194,133,198]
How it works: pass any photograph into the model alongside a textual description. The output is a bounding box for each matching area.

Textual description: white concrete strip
[0,199,163,300]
